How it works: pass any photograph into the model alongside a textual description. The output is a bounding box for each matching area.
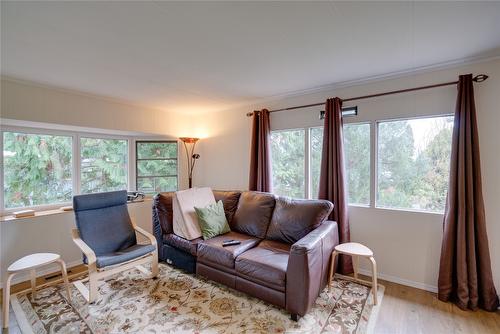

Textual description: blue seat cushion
[95,244,156,268]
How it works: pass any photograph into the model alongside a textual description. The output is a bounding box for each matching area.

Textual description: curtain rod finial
[246,112,254,117]
[474,74,488,82]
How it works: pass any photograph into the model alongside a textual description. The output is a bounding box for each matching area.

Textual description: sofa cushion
[163,233,202,256]
[197,231,260,269]
[154,192,174,235]
[266,197,333,244]
[213,190,241,223]
[173,187,215,240]
[235,240,289,292]
[231,191,275,239]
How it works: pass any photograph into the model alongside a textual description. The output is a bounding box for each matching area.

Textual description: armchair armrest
[72,228,97,270]
[286,220,339,316]
[131,218,157,249]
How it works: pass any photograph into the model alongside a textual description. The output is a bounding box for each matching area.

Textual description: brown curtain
[249,109,272,192]
[318,98,353,274]
[438,74,499,311]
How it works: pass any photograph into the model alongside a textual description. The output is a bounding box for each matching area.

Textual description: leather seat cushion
[235,240,289,291]
[231,191,275,239]
[95,244,155,268]
[197,231,260,269]
[266,197,333,244]
[213,190,241,223]
[163,233,202,256]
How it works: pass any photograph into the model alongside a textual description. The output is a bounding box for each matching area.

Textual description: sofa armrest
[286,220,339,316]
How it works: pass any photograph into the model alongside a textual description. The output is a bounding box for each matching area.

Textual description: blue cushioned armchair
[71,190,159,303]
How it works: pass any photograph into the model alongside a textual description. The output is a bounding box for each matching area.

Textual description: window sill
[0,198,153,223]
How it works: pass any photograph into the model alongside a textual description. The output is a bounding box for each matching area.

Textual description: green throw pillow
[195,200,230,240]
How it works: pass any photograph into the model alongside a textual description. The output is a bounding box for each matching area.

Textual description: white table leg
[88,272,98,304]
[369,256,378,305]
[328,250,338,290]
[2,273,15,329]
[30,269,37,301]
[57,259,71,301]
[353,255,359,280]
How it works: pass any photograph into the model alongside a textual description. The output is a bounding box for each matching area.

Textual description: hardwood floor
[372,276,500,334]
[1,267,499,333]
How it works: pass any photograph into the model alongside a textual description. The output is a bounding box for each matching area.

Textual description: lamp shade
[179,137,199,144]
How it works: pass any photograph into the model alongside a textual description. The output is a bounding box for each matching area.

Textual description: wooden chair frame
[71,218,159,303]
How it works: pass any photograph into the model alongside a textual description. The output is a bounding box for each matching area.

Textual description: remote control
[222,240,241,247]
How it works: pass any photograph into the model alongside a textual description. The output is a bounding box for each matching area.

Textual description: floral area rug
[11,263,384,334]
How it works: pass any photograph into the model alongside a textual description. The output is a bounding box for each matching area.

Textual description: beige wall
[0,78,192,285]
[1,60,499,292]
[0,77,192,137]
[194,58,500,292]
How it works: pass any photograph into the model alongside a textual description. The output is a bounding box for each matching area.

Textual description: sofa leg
[291,314,299,322]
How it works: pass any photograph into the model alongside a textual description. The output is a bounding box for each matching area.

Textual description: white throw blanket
[172,187,216,240]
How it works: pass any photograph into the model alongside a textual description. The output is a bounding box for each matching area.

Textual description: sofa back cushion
[231,191,276,239]
[154,192,174,234]
[213,190,241,223]
[266,197,333,244]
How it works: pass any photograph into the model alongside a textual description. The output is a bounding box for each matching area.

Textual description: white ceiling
[2,1,500,114]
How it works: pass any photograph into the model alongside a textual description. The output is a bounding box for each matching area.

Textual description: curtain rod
[246,74,489,117]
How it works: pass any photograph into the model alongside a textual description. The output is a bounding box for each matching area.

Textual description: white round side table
[328,242,378,305]
[2,253,71,330]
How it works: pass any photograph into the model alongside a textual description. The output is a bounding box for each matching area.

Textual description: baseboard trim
[357,268,438,293]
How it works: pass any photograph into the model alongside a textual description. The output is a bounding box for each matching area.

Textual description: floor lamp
[179,137,200,188]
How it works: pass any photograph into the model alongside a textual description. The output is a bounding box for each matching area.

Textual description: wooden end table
[328,242,378,305]
[2,253,71,329]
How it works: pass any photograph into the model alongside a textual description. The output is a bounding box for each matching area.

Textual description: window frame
[135,140,179,194]
[374,114,454,214]
[271,113,453,215]
[270,127,307,199]
[0,125,178,215]
[342,121,372,208]
[1,126,76,213]
[79,135,130,195]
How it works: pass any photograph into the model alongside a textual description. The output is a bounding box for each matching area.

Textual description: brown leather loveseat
[152,190,339,320]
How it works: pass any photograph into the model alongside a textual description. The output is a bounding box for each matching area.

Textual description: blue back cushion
[73,190,136,256]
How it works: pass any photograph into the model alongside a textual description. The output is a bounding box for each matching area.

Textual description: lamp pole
[179,137,200,188]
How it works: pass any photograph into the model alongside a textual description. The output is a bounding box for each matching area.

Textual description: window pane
[377,116,453,212]
[271,129,305,198]
[310,127,323,199]
[81,138,128,193]
[136,141,178,194]
[137,176,177,193]
[344,123,371,205]
[3,132,72,208]
[137,142,177,159]
[137,160,177,177]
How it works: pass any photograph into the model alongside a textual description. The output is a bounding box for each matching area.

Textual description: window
[377,116,454,212]
[344,123,371,205]
[136,141,178,193]
[3,131,73,209]
[1,125,178,212]
[309,127,323,199]
[271,124,371,203]
[80,137,128,194]
[271,129,305,198]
